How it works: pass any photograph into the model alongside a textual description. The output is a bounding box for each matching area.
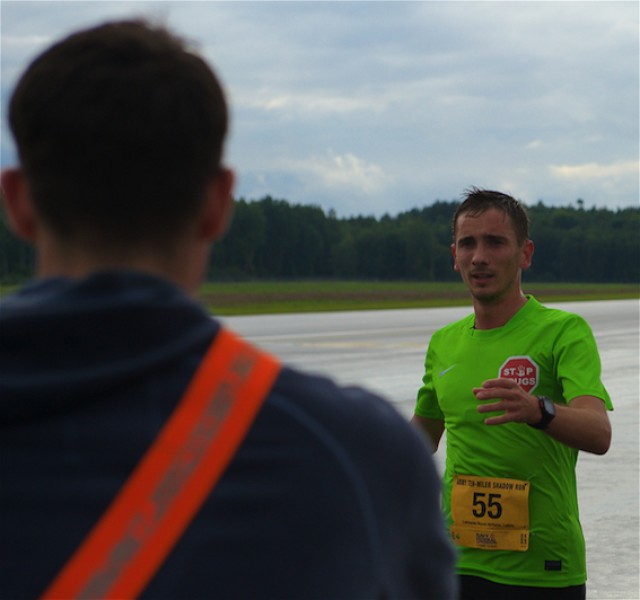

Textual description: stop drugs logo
[499,356,539,393]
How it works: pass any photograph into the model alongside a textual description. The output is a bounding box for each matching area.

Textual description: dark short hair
[8,19,228,248]
[452,187,530,244]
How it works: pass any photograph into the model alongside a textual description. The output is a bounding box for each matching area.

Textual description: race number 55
[472,492,503,519]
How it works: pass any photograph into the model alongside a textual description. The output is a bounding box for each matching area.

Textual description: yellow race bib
[450,474,530,551]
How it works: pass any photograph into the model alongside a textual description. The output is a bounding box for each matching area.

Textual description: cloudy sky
[1,1,638,217]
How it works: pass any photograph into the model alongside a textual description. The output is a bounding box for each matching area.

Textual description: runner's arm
[543,395,611,455]
[410,415,445,453]
[475,378,611,455]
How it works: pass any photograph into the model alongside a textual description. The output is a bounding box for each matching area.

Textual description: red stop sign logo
[499,356,539,393]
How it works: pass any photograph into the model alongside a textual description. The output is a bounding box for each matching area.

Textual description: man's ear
[520,239,534,271]
[451,243,460,272]
[199,167,235,242]
[0,168,38,241]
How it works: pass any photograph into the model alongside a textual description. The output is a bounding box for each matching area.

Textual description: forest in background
[1,196,638,283]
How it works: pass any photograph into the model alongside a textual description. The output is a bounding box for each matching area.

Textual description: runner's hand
[473,378,540,426]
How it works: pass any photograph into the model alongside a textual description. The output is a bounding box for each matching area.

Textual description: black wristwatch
[529,396,556,430]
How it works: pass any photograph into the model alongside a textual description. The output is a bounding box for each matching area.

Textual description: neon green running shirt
[415,296,612,588]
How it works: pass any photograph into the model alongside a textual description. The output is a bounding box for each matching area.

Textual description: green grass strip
[197,281,640,316]
[2,279,637,315]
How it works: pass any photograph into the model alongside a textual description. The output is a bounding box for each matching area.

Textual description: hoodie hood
[0,271,217,422]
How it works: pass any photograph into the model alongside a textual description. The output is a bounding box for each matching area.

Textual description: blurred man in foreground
[0,19,456,599]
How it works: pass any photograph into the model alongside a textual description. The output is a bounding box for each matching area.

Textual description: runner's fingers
[483,414,511,426]
[477,400,506,414]
[474,387,516,401]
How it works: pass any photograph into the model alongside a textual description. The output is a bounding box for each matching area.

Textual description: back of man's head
[8,19,228,251]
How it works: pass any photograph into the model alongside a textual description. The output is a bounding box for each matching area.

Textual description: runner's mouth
[471,273,494,283]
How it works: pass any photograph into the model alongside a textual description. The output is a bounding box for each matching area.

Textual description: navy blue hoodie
[0,271,456,599]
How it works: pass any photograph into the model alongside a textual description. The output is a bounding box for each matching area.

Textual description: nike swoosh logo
[439,364,457,377]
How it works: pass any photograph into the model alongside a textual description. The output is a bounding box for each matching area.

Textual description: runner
[412,188,612,600]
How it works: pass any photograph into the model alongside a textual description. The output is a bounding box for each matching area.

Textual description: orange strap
[41,327,281,600]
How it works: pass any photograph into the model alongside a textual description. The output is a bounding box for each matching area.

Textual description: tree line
[209,197,639,282]
[1,196,638,283]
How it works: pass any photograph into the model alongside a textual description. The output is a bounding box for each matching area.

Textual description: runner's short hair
[452,187,530,245]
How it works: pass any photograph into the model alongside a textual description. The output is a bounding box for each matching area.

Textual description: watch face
[543,397,556,415]
[530,396,555,429]
[539,396,555,426]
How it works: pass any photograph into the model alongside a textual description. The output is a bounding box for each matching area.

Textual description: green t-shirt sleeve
[555,314,613,409]
[415,342,445,420]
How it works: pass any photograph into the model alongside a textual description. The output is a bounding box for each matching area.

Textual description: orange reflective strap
[41,328,281,600]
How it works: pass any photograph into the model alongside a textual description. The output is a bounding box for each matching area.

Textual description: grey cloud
[1,0,637,215]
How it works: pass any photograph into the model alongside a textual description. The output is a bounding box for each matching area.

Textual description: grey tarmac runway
[222,299,640,600]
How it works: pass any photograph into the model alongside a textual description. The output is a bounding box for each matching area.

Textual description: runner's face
[452,208,532,305]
